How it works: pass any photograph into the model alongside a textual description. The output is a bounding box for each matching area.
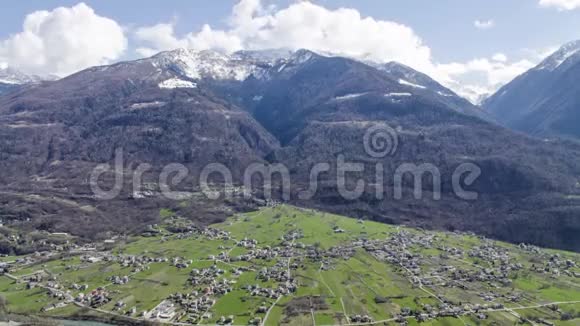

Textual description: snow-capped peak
[144,48,330,83]
[233,49,293,65]
[149,48,269,81]
[0,66,48,85]
[146,48,321,82]
[536,40,580,71]
[288,49,317,65]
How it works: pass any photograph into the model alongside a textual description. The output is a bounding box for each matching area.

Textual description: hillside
[0,205,579,325]
[1,49,580,251]
[0,52,279,238]
[0,83,18,96]
[0,67,53,96]
[375,61,491,121]
[484,40,580,139]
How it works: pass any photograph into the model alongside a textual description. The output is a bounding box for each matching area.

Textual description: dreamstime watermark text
[90,124,481,202]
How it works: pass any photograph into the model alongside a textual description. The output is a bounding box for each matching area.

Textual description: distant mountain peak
[485,39,580,139]
[289,49,318,63]
[535,40,580,71]
[0,66,48,85]
[375,61,457,97]
[144,48,333,83]
[149,48,257,81]
[147,48,302,82]
[233,48,293,64]
[0,66,56,96]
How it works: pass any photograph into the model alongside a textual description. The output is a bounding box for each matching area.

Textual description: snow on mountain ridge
[150,49,264,81]
[333,93,369,101]
[536,40,580,71]
[140,48,483,106]
[0,67,48,85]
[233,49,294,65]
[288,49,316,65]
[158,78,197,89]
[147,48,326,82]
[398,79,426,89]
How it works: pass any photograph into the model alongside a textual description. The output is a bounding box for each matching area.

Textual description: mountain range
[484,40,580,140]
[0,67,53,95]
[1,47,580,251]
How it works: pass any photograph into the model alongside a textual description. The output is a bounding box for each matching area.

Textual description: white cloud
[134,0,547,104]
[135,0,434,73]
[135,23,185,57]
[0,0,541,104]
[524,46,559,60]
[474,19,495,30]
[0,3,127,76]
[539,0,580,10]
[136,23,244,56]
[435,57,536,103]
[492,53,508,62]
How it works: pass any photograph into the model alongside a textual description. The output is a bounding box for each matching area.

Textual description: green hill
[1,205,579,325]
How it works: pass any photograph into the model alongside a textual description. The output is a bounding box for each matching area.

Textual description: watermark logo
[89,124,481,202]
[363,124,398,158]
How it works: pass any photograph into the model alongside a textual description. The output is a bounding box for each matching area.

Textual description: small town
[1,205,579,325]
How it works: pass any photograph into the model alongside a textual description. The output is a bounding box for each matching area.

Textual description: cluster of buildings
[531,252,579,278]
[146,299,177,321]
[4,208,580,326]
[81,252,167,273]
[244,281,297,299]
[189,265,226,285]
[45,282,74,302]
[22,271,48,289]
[320,244,357,260]
[257,262,291,282]
[203,228,232,241]
[231,247,278,262]
[75,288,111,308]
[236,237,258,249]
[397,300,505,322]
[216,315,236,325]
[363,231,430,277]
[69,283,89,291]
[116,254,167,270]
[169,292,216,322]
[349,314,374,323]
[172,257,194,269]
[468,242,510,263]
[110,275,130,285]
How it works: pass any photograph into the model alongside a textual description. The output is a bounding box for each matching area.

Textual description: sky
[1,0,580,102]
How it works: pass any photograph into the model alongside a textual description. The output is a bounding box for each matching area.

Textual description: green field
[0,205,579,325]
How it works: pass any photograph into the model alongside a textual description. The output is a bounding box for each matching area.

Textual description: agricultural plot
[0,205,579,325]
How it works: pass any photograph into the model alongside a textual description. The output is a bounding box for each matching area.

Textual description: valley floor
[1,205,579,325]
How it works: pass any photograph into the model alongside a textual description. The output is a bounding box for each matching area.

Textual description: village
[1,205,579,325]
